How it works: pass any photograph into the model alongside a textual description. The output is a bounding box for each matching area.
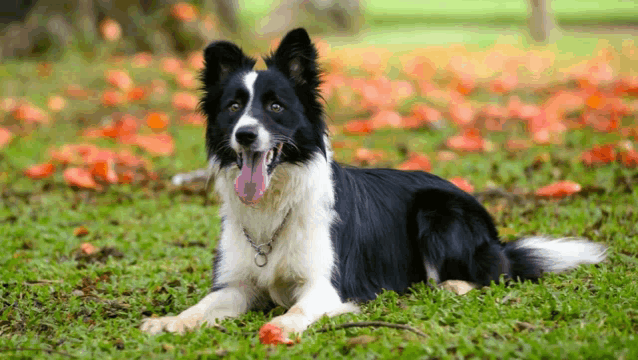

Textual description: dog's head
[201,28,327,206]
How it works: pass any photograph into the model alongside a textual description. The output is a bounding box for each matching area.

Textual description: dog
[141,28,607,344]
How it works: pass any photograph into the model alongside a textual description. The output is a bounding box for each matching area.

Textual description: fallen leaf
[446,129,493,152]
[398,153,431,171]
[127,87,147,102]
[449,177,474,193]
[64,167,99,189]
[580,144,616,166]
[0,127,13,149]
[617,149,638,168]
[100,18,121,42]
[146,112,169,130]
[134,134,175,156]
[74,226,89,237]
[161,58,182,74]
[12,103,49,124]
[344,119,373,135]
[80,242,97,255]
[47,96,66,112]
[172,92,198,111]
[105,70,132,91]
[346,335,376,347]
[370,110,402,130]
[171,2,198,22]
[101,90,124,107]
[24,163,55,179]
[354,148,386,165]
[91,158,118,184]
[535,180,582,198]
[259,323,293,345]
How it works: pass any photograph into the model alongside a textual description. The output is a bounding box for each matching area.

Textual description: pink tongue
[235,152,268,205]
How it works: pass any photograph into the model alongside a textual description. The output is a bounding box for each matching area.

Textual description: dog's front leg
[141,284,254,335]
[260,278,359,344]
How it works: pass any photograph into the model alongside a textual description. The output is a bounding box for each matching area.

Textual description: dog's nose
[235,126,258,146]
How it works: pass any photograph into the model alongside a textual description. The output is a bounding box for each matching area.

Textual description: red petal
[24,163,56,179]
[535,181,582,198]
[259,324,294,345]
[449,177,474,193]
[397,153,431,172]
[64,167,99,189]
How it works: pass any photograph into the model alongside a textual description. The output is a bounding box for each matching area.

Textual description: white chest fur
[210,150,338,307]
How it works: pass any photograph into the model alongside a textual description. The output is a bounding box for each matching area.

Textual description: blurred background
[1,0,637,60]
[1,0,637,191]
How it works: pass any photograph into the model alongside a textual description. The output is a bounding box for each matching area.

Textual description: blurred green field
[240,0,638,26]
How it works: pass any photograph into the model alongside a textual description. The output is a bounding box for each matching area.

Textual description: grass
[1,13,638,360]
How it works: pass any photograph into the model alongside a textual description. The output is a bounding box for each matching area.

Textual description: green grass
[1,21,638,359]
[239,0,638,27]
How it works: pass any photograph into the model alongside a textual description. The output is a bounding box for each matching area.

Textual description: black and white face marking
[230,71,285,206]
[202,28,327,206]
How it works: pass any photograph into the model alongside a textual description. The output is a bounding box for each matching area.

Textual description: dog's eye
[229,102,241,112]
[269,102,283,113]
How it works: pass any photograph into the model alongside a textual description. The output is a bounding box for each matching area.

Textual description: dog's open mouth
[234,143,283,205]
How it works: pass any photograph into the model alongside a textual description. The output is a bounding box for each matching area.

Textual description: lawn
[2,4,638,359]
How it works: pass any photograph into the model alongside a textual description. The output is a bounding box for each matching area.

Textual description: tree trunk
[528,0,558,43]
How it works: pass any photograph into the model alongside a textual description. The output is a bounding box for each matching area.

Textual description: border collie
[141,28,607,344]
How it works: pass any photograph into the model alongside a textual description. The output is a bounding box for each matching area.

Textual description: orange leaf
[187,52,204,70]
[127,87,147,102]
[118,170,136,184]
[146,112,169,130]
[24,163,55,179]
[74,226,89,237]
[369,110,402,130]
[449,177,474,193]
[132,52,153,68]
[397,153,431,172]
[47,96,66,112]
[0,127,13,149]
[446,129,492,152]
[12,103,49,124]
[617,149,638,168]
[490,73,518,94]
[259,323,294,345]
[344,120,373,135]
[134,134,175,156]
[80,242,97,255]
[171,2,198,22]
[585,92,605,110]
[91,158,118,184]
[64,167,99,189]
[535,180,582,198]
[161,58,183,74]
[580,144,616,166]
[101,90,124,107]
[353,148,386,165]
[100,18,121,42]
[176,71,197,89]
[449,102,474,126]
[172,92,198,111]
[105,70,132,91]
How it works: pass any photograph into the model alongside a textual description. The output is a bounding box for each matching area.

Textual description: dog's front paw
[140,315,199,335]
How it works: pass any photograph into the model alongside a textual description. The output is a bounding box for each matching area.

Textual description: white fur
[424,258,439,284]
[142,140,358,337]
[230,71,271,152]
[514,236,607,273]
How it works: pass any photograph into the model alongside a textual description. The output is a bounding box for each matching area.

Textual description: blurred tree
[0,0,226,60]
[527,0,558,42]
[258,0,363,37]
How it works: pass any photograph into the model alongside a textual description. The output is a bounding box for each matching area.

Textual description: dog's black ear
[202,41,255,87]
[270,28,318,86]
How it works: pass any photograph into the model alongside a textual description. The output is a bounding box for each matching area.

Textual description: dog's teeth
[266,149,274,165]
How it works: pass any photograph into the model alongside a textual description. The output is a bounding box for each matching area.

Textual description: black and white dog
[141,28,607,343]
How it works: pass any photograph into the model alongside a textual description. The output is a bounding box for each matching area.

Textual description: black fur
[202,28,602,305]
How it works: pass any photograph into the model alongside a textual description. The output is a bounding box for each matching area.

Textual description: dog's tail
[503,236,607,280]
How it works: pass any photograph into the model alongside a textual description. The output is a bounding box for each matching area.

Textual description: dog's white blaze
[230,71,271,152]
[514,236,607,273]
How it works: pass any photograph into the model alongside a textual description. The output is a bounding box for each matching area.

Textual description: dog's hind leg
[141,284,255,335]
[259,278,359,345]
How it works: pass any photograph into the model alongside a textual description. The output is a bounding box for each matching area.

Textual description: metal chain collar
[243,210,291,267]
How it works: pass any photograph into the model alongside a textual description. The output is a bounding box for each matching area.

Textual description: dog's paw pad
[259,323,295,345]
